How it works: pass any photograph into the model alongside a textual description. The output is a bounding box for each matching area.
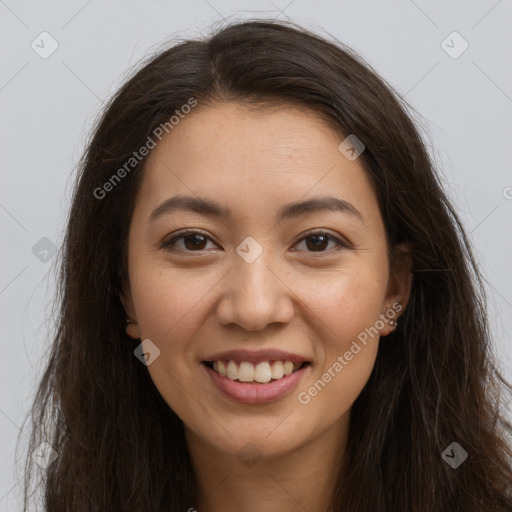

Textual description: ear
[380,242,413,337]
[119,282,141,340]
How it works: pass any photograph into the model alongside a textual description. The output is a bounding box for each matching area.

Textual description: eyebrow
[149,195,364,224]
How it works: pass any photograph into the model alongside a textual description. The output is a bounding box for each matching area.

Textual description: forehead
[136,102,381,228]
[162,101,342,161]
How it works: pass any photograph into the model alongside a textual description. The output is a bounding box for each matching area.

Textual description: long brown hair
[20,18,512,511]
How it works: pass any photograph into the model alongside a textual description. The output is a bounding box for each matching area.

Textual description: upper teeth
[211,360,302,383]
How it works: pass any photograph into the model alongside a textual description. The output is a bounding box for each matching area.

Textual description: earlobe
[124,318,141,339]
[119,287,141,340]
[379,304,401,336]
[388,243,413,308]
[380,243,414,336]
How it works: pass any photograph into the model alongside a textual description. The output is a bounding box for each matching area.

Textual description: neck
[185,415,348,512]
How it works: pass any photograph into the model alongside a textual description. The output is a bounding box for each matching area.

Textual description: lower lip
[203,363,310,404]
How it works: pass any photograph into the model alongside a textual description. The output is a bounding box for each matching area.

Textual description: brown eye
[305,234,330,251]
[292,232,349,254]
[161,230,217,252]
[160,229,350,255]
[182,234,208,250]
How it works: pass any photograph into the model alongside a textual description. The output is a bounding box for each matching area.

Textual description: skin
[121,102,413,512]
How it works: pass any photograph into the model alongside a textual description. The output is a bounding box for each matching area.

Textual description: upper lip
[203,349,311,365]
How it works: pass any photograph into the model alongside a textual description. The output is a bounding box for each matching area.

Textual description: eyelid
[159,228,217,251]
[294,228,353,249]
[160,228,353,253]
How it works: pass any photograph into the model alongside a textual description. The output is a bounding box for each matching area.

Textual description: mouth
[202,360,311,384]
[202,358,312,404]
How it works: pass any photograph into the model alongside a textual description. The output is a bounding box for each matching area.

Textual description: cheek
[129,263,218,342]
[295,265,386,410]
[307,263,388,348]
[128,265,214,412]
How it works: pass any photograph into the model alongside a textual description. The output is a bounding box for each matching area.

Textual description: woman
[21,18,512,511]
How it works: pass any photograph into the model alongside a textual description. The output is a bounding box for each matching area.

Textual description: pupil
[185,234,206,250]
[307,234,328,251]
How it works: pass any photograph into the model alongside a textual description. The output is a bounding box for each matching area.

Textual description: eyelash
[160,229,352,255]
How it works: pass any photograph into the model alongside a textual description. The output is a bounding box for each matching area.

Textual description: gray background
[1,0,511,508]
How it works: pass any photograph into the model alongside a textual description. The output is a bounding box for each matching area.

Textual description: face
[122,102,411,461]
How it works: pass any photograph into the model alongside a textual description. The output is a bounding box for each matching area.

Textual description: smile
[204,359,309,383]
[202,360,311,404]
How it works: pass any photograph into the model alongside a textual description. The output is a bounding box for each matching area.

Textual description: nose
[216,252,295,332]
